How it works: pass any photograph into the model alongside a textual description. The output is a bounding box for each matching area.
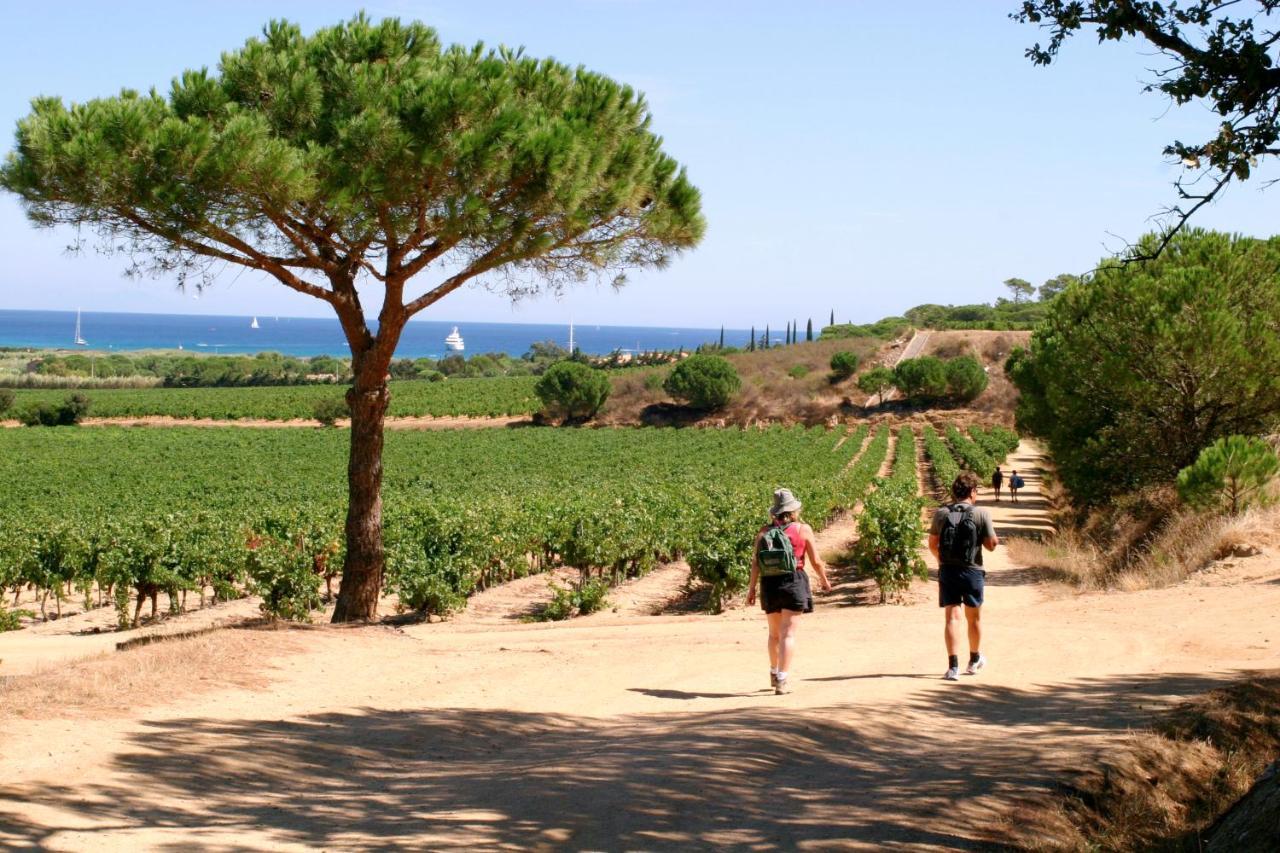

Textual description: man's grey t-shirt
[930,504,996,568]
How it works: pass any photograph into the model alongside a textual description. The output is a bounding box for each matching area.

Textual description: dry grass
[1008,672,1280,851]
[1008,502,1280,592]
[600,337,883,425]
[0,625,303,720]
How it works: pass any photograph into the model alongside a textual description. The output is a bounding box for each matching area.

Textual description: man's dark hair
[951,471,980,501]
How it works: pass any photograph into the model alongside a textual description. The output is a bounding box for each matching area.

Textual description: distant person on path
[991,466,1004,501]
[928,472,999,681]
[1009,470,1025,503]
[747,488,833,695]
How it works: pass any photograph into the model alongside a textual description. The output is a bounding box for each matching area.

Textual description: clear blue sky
[2,1,1276,329]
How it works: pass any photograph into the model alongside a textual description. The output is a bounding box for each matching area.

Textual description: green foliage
[829,351,860,381]
[0,608,34,632]
[945,355,988,402]
[923,425,960,500]
[663,354,741,411]
[312,396,349,427]
[0,388,13,414]
[18,393,90,426]
[820,317,909,341]
[1004,277,1035,303]
[11,376,539,420]
[1016,2,1280,216]
[534,576,610,621]
[1177,435,1280,516]
[1038,273,1078,301]
[857,366,895,406]
[889,426,918,487]
[903,300,1048,330]
[1010,229,1280,503]
[946,425,997,479]
[787,364,810,380]
[534,361,611,421]
[246,538,323,622]
[893,357,948,402]
[26,351,352,387]
[852,478,928,603]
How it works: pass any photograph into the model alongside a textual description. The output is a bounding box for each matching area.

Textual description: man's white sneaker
[965,655,987,676]
[943,666,960,681]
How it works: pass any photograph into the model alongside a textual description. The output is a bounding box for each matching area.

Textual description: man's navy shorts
[938,565,985,607]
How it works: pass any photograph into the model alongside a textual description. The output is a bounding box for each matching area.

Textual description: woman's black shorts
[760,570,813,614]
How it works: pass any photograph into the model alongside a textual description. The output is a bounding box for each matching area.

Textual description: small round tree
[893,356,948,402]
[663,354,741,411]
[857,366,895,406]
[535,361,611,422]
[1177,435,1279,516]
[829,351,860,381]
[945,355,988,403]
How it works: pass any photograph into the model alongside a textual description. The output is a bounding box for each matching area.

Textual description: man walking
[929,471,999,681]
[991,466,1004,501]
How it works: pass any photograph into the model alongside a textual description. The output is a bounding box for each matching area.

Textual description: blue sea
[0,309,753,360]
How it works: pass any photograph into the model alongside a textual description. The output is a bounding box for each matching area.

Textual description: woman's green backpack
[757,523,797,577]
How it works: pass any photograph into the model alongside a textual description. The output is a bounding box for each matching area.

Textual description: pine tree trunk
[332,372,391,622]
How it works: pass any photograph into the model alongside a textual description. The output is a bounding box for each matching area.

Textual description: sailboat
[73,309,88,346]
[250,316,260,329]
[444,326,465,351]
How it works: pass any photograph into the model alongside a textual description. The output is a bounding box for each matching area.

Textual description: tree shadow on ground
[0,671,1245,850]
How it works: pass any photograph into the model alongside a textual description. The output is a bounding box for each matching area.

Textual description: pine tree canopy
[0,15,705,338]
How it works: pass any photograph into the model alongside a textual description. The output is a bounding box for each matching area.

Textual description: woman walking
[746,488,832,694]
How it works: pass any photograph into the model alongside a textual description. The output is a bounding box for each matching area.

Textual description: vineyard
[0,421,1018,629]
[5,375,540,420]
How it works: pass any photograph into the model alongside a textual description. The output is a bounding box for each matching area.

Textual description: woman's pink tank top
[776,521,806,571]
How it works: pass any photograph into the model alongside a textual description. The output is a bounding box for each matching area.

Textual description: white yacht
[250,316,260,329]
[444,326,465,352]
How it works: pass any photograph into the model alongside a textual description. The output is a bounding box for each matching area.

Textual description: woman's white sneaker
[965,655,987,676]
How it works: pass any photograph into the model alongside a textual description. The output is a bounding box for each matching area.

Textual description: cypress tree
[749,326,756,352]
[830,309,835,326]
[718,326,724,349]
[806,318,813,341]
[764,325,770,348]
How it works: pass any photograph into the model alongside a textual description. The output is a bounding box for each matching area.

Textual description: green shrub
[945,355,988,402]
[311,396,349,427]
[686,491,758,613]
[893,357,948,401]
[787,364,810,380]
[829,351,860,381]
[851,478,927,603]
[1177,435,1279,516]
[18,393,90,427]
[0,608,34,632]
[535,361,611,421]
[534,576,611,621]
[246,538,323,622]
[0,388,13,415]
[663,354,741,411]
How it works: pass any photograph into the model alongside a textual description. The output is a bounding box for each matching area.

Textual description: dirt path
[2,441,1279,850]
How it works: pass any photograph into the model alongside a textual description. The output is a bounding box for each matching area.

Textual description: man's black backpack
[938,504,981,567]
[757,523,797,577]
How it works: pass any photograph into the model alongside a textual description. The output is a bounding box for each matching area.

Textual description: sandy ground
[1,442,1278,850]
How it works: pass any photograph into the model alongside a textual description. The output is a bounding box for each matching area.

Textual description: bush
[534,361,611,421]
[312,396,349,427]
[0,608,34,632]
[18,393,90,426]
[0,388,13,415]
[945,355,988,402]
[1177,435,1279,516]
[787,364,810,380]
[534,576,611,621]
[829,351,860,381]
[246,538,324,622]
[851,478,928,603]
[663,354,741,411]
[893,356,948,402]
